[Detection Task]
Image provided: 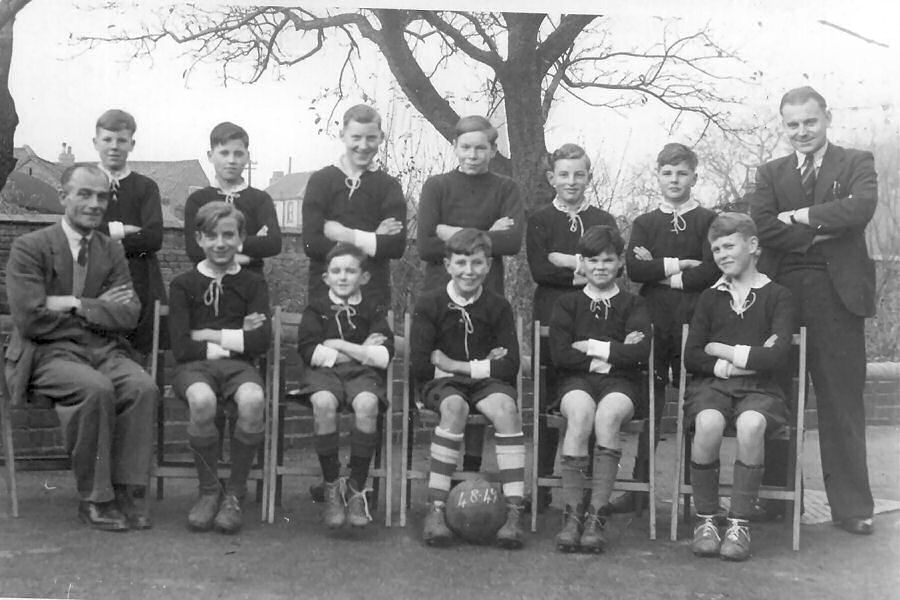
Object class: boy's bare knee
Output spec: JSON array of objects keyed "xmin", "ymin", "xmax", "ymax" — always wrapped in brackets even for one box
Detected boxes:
[
  {"xmin": 694, "ymin": 409, "xmax": 726, "ymax": 435},
  {"xmin": 439, "ymin": 395, "xmax": 469, "ymax": 425},
  {"xmin": 310, "ymin": 391, "xmax": 339, "ymax": 414},
  {"xmin": 186, "ymin": 383, "xmax": 217, "ymax": 424},
  {"xmin": 351, "ymin": 393, "xmax": 379, "ymax": 419},
  {"xmin": 235, "ymin": 383, "xmax": 265, "ymax": 415},
  {"xmin": 736, "ymin": 410, "xmax": 767, "ymax": 439}
]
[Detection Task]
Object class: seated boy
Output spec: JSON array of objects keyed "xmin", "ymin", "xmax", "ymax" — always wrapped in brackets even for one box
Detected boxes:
[
  {"xmin": 549, "ymin": 225, "xmax": 650, "ymax": 553},
  {"xmin": 526, "ymin": 142, "xmax": 618, "ymax": 512},
  {"xmin": 184, "ymin": 121, "xmax": 282, "ymax": 274},
  {"xmin": 295, "ymin": 243, "xmax": 395, "ymax": 529},
  {"xmin": 410, "ymin": 228, "xmax": 526, "ymax": 549},
  {"xmin": 683, "ymin": 212, "xmax": 795, "ymax": 561},
  {"xmin": 169, "ymin": 201, "xmax": 272, "ymax": 534}
]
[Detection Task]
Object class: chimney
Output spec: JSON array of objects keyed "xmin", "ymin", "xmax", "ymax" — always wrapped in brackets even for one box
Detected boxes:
[
  {"xmin": 269, "ymin": 170, "xmax": 285, "ymax": 187},
  {"xmin": 58, "ymin": 143, "xmax": 75, "ymax": 166}
]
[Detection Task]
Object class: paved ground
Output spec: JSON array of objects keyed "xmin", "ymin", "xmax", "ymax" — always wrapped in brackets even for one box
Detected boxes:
[{"xmin": 1, "ymin": 426, "xmax": 898, "ymax": 600}]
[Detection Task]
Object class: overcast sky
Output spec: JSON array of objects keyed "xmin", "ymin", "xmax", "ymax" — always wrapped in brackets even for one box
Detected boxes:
[{"xmin": 10, "ymin": 0, "xmax": 898, "ymax": 188}]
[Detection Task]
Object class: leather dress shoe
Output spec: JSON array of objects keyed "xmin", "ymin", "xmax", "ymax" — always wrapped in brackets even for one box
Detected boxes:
[
  {"xmin": 836, "ymin": 517, "xmax": 874, "ymax": 535},
  {"xmin": 115, "ymin": 486, "xmax": 152, "ymax": 530},
  {"xmin": 78, "ymin": 501, "xmax": 129, "ymax": 532}
]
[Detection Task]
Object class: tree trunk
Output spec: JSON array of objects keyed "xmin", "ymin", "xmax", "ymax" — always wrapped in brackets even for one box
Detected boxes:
[{"xmin": 0, "ymin": 17, "xmax": 18, "ymax": 190}]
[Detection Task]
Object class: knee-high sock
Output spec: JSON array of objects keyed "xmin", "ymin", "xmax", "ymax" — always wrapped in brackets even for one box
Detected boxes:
[
  {"xmin": 189, "ymin": 434, "xmax": 220, "ymax": 495},
  {"xmin": 315, "ymin": 431, "xmax": 341, "ymax": 483},
  {"xmin": 731, "ymin": 461, "xmax": 765, "ymax": 519},
  {"xmin": 690, "ymin": 460, "xmax": 721, "ymax": 515},
  {"xmin": 560, "ymin": 455, "xmax": 589, "ymax": 509},
  {"xmin": 590, "ymin": 446, "xmax": 622, "ymax": 510},
  {"xmin": 349, "ymin": 428, "xmax": 378, "ymax": 491},
  {"xmin": 228, "ymin": 428, "xmax": 263, "ymax": 497},
  {"xmin": 495, "ymin": 432, "xmax": 526, "ymax": 501},
  {"xmin": 429, "ymin": 427, "xmax": 463, "ymax": 503}
]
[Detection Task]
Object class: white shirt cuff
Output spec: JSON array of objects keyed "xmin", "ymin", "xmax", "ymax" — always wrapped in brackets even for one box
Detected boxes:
[
  {"xmin": 663, "ymin": 257, "xmax": 681, "ymax": 277},
  {"xmin": 732, "ymin": 345, "xmax": 751, "ymax": 369},
  {"xmin": 206, "ymin": 342, "xmax": 231, "ymax": 360},
  {"xmin": 669, "ymin": 273, "xmax": 684, "ymax": 289},
  {"xmin": 469, "ymin": 359, "xmax": 491, "ymax": 380},
  {"xmin": 353, "ymin": 230, "xmax": 378, "ymax": 256},
  {"xmin": 433, "ymin": 366, "xmax": 453, "ymax": 379},
  {"xmin": 311, "ymin": 344, "xmax": 339, "ymax": 368},
  {"xmin": 586, "ymin": 339, "xmax": 610, "ymax": 360},
  {"xmin": 361, "ymin": 346, "xmax": 390, "ymax": 369},
  {"xmin": 589, "ymin": 358, "xmax": 612, "ymax": 374},
  {"xmin": 219, "ymin": 329, "xmax": 245, "ymax": 353},
  {"xmin": 108, "ymin": 221, "xmax": 126, "ymax": 240},
  {"xmin": 713, "ymin": 359, "xmax": 732, "ymax": 379},
  {"xmin": 795, "ymin": 207, "xmax": 811, "ymax": 225}
]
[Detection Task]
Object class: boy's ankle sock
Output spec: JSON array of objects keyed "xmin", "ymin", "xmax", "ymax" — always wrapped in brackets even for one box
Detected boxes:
[
  {"xmin": 560, "ymin": 455, "xmax": 590, "ymax": 509},
  {"xmin": 495, "ymin": 432, "xmax": 526, "ymax": 500},
  {"xmin": 227, "ymin": 428, "xmax": 263, "ymax": 497},
  {"xmin": 189, "ymin": 434, "xmax": 220, "ymax": 495},
  {"xmin": 462, "ymin": 454, "xmax": 482, "ymax": 472},
  {"xmin": 590, "ymin": 446, "xmax": 622, "ymax": 508},
  {"xmin": 349, "ymin": 428, "xmax": 378, "ymax": 491},
  {"xmin": 730, "ymin": 461, "xmax": 765, "ymax": 519},
  {"xmin": 690, "ymin": 460, "xmax": 721, "ymax": 515},
  {"xmin": 315, "ymin": 431, "xmax": 341, "ymax": 482},
  {"xmin": 428, "ymin": 427, "xmax": 463, "ymax": 503}
]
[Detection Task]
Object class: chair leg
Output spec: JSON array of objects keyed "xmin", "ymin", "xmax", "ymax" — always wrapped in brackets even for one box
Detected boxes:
[
  {"xmin": 682, "ymin": 434, "xmax": 693, "ymax": 526},
  {"xmin": 371, "ymin": 411, "xmax": 384, "ymax": 514},
  {"xmin": 1, "ymin": 399, "xmax": 18, "ymax": 518}
]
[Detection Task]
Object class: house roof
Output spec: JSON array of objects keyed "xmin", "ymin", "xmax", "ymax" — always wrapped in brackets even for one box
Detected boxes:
[
  {"xmin": 265, "ymin": 171, "xmax": 312, "ymax": 202},
  {"xmin": 0, "ymin": 171, "xmax": 62, "ymax": 214}
]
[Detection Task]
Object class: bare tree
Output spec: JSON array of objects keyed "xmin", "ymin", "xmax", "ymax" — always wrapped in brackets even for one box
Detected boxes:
[
  {"xmin": 83, "ymin": 6, "xmax": 743, "ymax": 210},
  {"xmin": 0, "ymin": 0, "xmax": 31, "ymax": 188}
]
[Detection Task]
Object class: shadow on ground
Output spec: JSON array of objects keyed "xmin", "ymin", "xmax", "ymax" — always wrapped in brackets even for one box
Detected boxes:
[{"xmin": 1, "ymin": 427, "xmax": 899, "ymax": 599}]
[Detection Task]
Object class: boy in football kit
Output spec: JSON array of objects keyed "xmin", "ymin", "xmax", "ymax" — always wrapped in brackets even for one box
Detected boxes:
[
  {"xmin": 94, "ymin": 108, "xmax": 166, "ymax": 357},
  {"xmin": 411, "ymin": 229, "xmax": 526, "ymax": 549},
  {"xmin": 549, "ymin": 225, "xmax": 650, "ymax": 553},
  {"xmin": 614, "ymin": 143, "xmax": 719, "ymax": 512},
  {"xmin": 526, "ymin": 143, "xmax": 618, "ymax": 512},
  {"xmin": 683, "ymin": 213, "xmax": 796, "ymax": 561},
  {"xmin": 295, "ymin": 243, "xmax": 395, "ymax": 529},
  {"xmin": 183, "ymin": 121, "xmax": 282, "ymax": 274},
  {"xmin": 169, "ymin": 201, "xmax": 271, "ymax": 534}
]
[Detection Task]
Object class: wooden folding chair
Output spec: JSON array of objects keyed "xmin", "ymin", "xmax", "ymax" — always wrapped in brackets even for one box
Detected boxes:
[
  {"xmin": 150, "ymin": 301, "xmax": 269, "ymax": 520},
  {"xmin": 399, "ymin": 314, "xmax": 524, "ymax": 528},
  {"xmin": 265, "ymin": 306, "xmax": 397, "ymax": 527},
  {"xmin": 529, "ymin": 321, "xmax": 656, "ymax": 539},
  {"xmin": 669, "ymin": 323, "xmax": 807, "ymax": 550}
]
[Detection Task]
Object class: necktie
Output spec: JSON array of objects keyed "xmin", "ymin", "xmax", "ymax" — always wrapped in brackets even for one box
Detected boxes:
[
  {"xmin": 801, "ymin": 153, "xmax": 816, "ymax": 200},
  {"xmin": 77, "ymin": 236, "xmax": 88, "ymax": 266}
]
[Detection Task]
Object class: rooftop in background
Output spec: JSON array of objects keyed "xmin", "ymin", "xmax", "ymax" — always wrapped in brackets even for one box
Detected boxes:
[{"xmin": 265, "ymin": 171, "xmax": 312, "ymax": 202}]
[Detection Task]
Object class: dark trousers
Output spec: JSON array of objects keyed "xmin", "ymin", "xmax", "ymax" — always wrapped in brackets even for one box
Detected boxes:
[
  {"xmin": 31, "ymin": 343, "xmax": 158, "ymax": 503},
  {"xmin": 779, "ymin": 268, "xmax": 874, "ymax": 520}
]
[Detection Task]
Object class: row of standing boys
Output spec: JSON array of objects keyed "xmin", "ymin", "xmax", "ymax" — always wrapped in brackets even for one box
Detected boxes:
[{"xmin": 36, "ymin": 84, "xmax": 872, "ymax": 562}]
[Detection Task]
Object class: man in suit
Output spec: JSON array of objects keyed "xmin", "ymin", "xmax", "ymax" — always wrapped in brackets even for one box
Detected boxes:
[
  {"xmin": 5, "ymin": 164, "xmax": 158, "ymax": 531},
  {"xmin": 750, "ymin": 86, "xmax": 877, "ymax": 535}
]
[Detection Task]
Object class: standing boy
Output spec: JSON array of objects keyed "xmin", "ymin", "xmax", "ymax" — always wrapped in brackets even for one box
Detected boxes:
[
  {"xmin": 526, "ymin": 143, "xmax": 618, "ymax": 511},
  {"xmin": 295, "ymin": 243, "xmax": 395, "ymax": 529},
  {"xmin": 417, "ymin": 114, "xmax": 525, "ymax": 474},
  {"xmin": 184, "ymin": 122, "xmax": 282, "ymax": 274},
  {"xmin": 302, "ymin": 104, "xmax": 407, "ymax": 312},
  {"xmin": 169, "ymin": 201, "xmax": 271, "ymax": 534},
  {"xmin": 94, "ymin": 109, "xmax": 166, "ymax": 357},
  {"xmin": 750, "ymin": 86, "xmax": 876, "ymax": 534},
  {"xmin": 615, "ymin": 143, "xmax": 719, "ymax": 512},
  {"xmin": 411, "ymin": 229, "xmax": 526, "ymax": 549},
  {"xmin": 683, "ymin": 213, "xmax": 796, "ymax": 561},
  {"xmin": 549, "ymin": 225, "xmax": 650, "ymax": 553}
]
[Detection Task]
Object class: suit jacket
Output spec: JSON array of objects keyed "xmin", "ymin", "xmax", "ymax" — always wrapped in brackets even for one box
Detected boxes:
[
  {"xmin": 750, "ymin": 143, "xmax": 877, "ymax": 318},
  {"xmin": 4, "ymin": 223, "xmax": 140, "ymax": 405}
]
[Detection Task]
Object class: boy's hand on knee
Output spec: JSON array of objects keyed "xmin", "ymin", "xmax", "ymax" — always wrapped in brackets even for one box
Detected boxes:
[{"xmin": 242, "ymin": 312, "xmax": 266, "ymax": 331}]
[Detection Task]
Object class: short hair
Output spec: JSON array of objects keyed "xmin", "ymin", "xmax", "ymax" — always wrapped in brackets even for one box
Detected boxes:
[
  {"xmin": 209, "ymin": 121, "xmax": 249, "ymax": 149},
  {"xmin": 445, "ymin": 228, "xmax": 493, "ymax": 258},
  {"xmin": 342, "ymin": 104, "xmax": 382, "ymax": 129},
  {"xmin": 779, "ymin": 86, "xmax": 827, "ymax": 113},
  {"xmin": 657, "ymin": 143, "xmax": 698, "ymax": 170},
  {"xmin": 60, "ymin": 164, "xmax": 107, "ymax": 189},
  {"xmin": 454, "ymin": 115, "xmax": 498, "ymax": 145},
  {"xmin": 325, "ymin": 242, "xmax": 369, "ymax": 271},
  {"xmin": 96, "ymin": 109, "xmax": 136, "ymax": 134},
  {"xmin": 194, "ymin": 200, "xmax": 246, "ymax": 236},
  {"xmin": 577, "ymin": 225, "xmax": 624, "ymax": 257},
  {"xmin": 708, "ymin": 212, "xmax": 757, "ymax": 242},
  {"xmin": 548, "ymin": 143, "xmax": 591, "ymax": 171}
]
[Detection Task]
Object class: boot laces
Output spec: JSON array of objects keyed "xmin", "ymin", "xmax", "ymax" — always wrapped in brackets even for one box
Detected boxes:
[{"xmin": 724, "ymin": 518, "xmax": 750, "ymax": 543}]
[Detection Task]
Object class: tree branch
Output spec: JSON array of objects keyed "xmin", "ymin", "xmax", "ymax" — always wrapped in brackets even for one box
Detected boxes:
[{"xmin": 417, "ymin": 11, "xmax": 503, "ymax": 70}]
